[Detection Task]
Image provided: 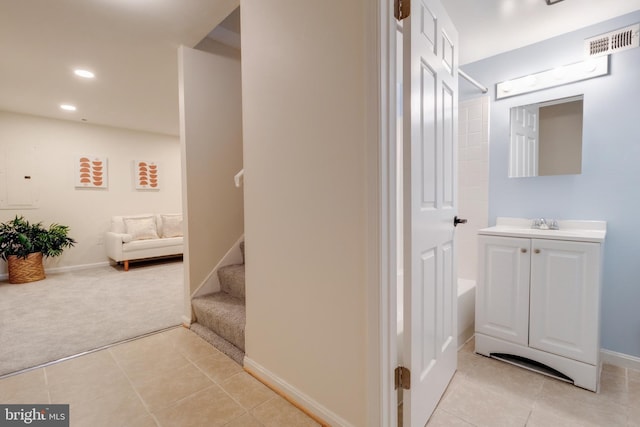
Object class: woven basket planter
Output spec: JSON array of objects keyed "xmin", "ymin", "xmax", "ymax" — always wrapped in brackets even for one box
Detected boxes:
[{"xmin": 8, "ymin": 252, "xmax": 46, "ymax": 284}]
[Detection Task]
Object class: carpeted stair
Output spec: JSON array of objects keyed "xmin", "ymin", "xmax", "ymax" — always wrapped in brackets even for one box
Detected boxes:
[{"xmin": 191, "ymin": 242, "xmax": 245, "ymax": 365}]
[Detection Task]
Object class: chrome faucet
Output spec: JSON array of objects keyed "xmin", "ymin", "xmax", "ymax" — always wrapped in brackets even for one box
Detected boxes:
[{"xmin": 531, "ymin": 218, "xmax": 559, "ymax": 230}]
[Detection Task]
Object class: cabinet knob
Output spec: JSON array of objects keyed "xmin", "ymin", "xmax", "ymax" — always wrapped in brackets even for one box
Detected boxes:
[
  {"xmin": 534, "ymin": 249, "xmax": 541, "ymax": 254},
  {"xmin": 521, "ymin": 248, "xmax": 527, "ymax": 253}
]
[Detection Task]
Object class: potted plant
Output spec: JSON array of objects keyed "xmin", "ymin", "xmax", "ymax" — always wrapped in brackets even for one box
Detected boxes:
[{"xmin": 0, "ymin": 216, "xmax": 76, "ymax": 284}]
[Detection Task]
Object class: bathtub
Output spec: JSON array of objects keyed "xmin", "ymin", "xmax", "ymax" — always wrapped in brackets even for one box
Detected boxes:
[{"xmin": 457, "ymin": 278, "xmax": 476, "ymax": 348}]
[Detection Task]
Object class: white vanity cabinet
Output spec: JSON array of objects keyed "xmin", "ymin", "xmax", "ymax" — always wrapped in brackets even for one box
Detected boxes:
[{"xmin": 475, "ymin": 217, "xmax": 606, "ymax": 391}]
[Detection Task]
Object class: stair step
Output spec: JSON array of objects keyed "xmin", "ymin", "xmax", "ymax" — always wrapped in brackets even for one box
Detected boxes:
[
  {"xmin": 190, "ymin": 322, "xmax": 244, "ymax": 365},
  {"xmin": 192, "ymin": 292, "xmax": 245, "ymax": 351},
  {"xmin": 218, "ymin": 264, "xmax": 245, "ymax": 299}
]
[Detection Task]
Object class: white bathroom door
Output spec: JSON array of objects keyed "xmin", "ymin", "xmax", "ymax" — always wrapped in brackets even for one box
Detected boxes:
[
  {"xmin": 509, "ymin": 105, "xmax": 538, "ymax": 177},
  {"xmin": 402, "ymin": 0, "xmax": 458, "ymax": 425}
]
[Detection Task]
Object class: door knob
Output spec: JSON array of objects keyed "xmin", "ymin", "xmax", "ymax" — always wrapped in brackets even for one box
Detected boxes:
[{"xmin": 454, "ymin": 216, "xmax": 468, "ymax": 227}]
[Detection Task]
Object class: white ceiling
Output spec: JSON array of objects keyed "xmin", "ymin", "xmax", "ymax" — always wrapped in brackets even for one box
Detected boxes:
[
  {"xmin": 442, "ymin": 0, "xmax": 640, "ymax": 65},
  {"xmin": 0, "ymin": 0, "xmax": 238, "ymax": 136},
  {"xmin": 0, "ymin": 1, "xmax": 638, "ymax": 136}
]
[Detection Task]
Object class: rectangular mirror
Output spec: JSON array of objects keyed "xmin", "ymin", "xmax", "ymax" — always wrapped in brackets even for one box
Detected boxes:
[{"xmin": 509, "ymin": 95, "xmax": 583, "ymax": 178}]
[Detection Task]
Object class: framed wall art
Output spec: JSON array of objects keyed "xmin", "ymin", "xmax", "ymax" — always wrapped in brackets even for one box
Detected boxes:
[
  {"xmin": 134, "ymin": 160, "xmax": 159, "ymax": 190},
  {"xmin": 75, "ymin": 156, "xmax": 107, "ymax": 188}
]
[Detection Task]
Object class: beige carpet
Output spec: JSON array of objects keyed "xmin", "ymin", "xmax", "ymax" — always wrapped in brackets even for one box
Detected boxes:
[{"xmin": 0, "ymin": 259, "xmax": 184, "ymax": 377}]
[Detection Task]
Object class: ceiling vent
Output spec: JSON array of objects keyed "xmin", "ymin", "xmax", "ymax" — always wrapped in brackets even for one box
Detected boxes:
[{"xmin": 585, "ymin": 24, "xmax": 639, "ymax": 57}]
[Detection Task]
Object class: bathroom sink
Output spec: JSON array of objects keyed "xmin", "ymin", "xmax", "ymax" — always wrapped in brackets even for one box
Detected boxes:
[{"xmin": 479, "ymin": 217, "xmax": 606, "ymax": 243}]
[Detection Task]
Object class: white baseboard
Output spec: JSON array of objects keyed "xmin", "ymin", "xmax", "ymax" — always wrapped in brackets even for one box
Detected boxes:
[
  {"xmin": 0, "ymin": 261, "xmax": 111, "ymax": 281},
  {"xmin": 458, "ymin": 325, "xmax": 475, "ymax": 350},
  {"xmin": 601, "ymin": 348, "xmax": 640, "ymax": 372},
  {"xmin": 191, "ymin": 235, "xmax": 244, "ymax": 298},
  {"xmin": 244, "ymin": 357, "xmax": 355, "ymax": 427},
  {"xmin": 181, "ymin": 315, "xmax": 192, "ymax": 327}
]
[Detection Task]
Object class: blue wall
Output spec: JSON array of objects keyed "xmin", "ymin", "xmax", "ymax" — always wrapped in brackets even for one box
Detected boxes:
[{"xmin": 460, "ymin": 11, "xmax": 640, "ymax": 358}]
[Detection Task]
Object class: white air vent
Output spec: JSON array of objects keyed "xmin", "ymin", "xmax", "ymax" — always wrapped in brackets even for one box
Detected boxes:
[{"xmin": 585, "ymin": 24, "xmax": 639, "ymax": 57}]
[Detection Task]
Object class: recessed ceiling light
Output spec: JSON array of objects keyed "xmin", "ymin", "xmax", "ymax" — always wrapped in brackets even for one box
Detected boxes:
[
  {"xmin": 60, "ymin": 104, "xmax": 77, "ymax": 111},
  {"xmin": 74, "ymin": 69, "xmax": 95, "ymax": 79}
]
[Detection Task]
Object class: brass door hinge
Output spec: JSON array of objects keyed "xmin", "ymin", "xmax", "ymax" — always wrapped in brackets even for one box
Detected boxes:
[
  {"xmin": 394, "ymin": 366, "xmax": 411, "ymax": 390},
  {"xmin": 394, "ymin": 0, "xmax": 411, "ymax": 21}
]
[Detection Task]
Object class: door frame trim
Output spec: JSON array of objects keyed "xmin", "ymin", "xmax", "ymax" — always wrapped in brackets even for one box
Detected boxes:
[{"xmin": 368, "ymin": 0, "xmax": 400, "ymax": 425}]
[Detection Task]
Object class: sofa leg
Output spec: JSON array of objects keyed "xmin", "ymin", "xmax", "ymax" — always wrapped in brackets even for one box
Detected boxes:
[{"xmin": 124, "ymin": 260, "xmax": 129, "ymax": 271}]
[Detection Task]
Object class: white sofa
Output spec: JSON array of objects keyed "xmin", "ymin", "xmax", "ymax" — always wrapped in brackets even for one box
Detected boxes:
[{"xmin": 105, "ymin": 214, "xmax": 183, "ymax": 271}]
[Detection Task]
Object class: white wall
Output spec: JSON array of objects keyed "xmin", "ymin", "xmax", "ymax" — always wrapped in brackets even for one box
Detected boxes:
[
  {"xmin": 241, "ymin": 1, "xmax": 375, "ymax": 425},
  {"xmin": 0, "ymin": 111, "xmax": 182, "ymax": 273},
  {"xmin": 178, "ymin": 45, "xmax": 244, "ymax": 304},
  {"xmin": 456, "ymin": 96, "xmax": 489, "ymax": 281}
]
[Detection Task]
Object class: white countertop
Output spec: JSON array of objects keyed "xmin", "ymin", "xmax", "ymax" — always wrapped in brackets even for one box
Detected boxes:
[{"xmin": 479, "ymin": 217, "xmax": 607, "ymax": 243}]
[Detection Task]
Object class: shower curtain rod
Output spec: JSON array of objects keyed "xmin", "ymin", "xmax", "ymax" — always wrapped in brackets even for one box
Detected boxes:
[{"xmin": 459, "ymin": 69, "xmax": 488, "ymax": 94}]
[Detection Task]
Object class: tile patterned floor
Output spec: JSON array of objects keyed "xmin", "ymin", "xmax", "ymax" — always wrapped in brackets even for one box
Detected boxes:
[
  {"xmin": 0, "ymin": 327, "xmax": 319, "ymax": 427},
  {"xmin": 427, "ymin": 338, "xmax": 640, "ymax": 427},
  {"xmin": 2, "ymin": 330, "xmax": 638, "ymax": 426}
]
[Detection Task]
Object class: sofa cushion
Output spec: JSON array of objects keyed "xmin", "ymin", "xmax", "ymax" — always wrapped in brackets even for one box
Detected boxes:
[
  {"xmin": 111, "ymin": 214, "xmax": 154, "ymax": 234},
  {"xmin": 159, "ymin": 214, "xmax": 183, "ymax": 238},
  {"xmin": 122, "ymin": 236, "xmax": 183, "ymax": 252},
  {"xmin": 124, "ymin": 216, "xmax": 158, "ymax": 240}
]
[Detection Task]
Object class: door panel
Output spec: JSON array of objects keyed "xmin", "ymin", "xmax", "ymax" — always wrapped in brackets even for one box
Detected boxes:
[
  {"xmin": 529, "ymin": 239, "xmax": 600, "ymax": 364},
  {"xmin": 476, "ymin": 236, "xmax": 531, "ymax": 346},
  {"xmin": 403, "ymin": 0, "xmax": 458, "ymax": 425}
]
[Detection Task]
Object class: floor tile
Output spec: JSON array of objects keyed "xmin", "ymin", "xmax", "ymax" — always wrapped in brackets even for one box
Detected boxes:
[
  {"xmin": 45, "ymin": 350, "xmax": 122, "ymax": 385},
  {"xmin": 629, "ymin": 404, "xmax": 640, "ymax": 427},
  {"xmin": 457, "ymin": 342, "xmax": 483, "ymax": 375},
  {"xmin": 223, "ymin": 412, "xmax": 265, "ymax": 427},
  {"xmin": 463, "ymin": 355, "xmax": 545, "ymax": 405},
  {"xmin": 526, "ymin": 406, "xmax": 603, "ymax": 427},
  {"xmin": 534, "ymin": 378, "xmax": 628, "ymax": 427},
  {"xmin": 251, "ymin": 396, "xmax": 321, "ymax": 427},
  {"xmin": 133, "ymin": 362, "xmax": 214, "ymax": 412},
  {"xmin": 4, "ymin": 326, "xmax": 638, "ymax": 427},
  {"xmin": 70, "ymin": 384, "xmax": 149, "ymax": 427},
  {"xmin": 629, "ymin": 377, "xmax": 640, "ymax": 404},
  {"xmin": 598, "ymin": 371, "xmax": 629, "ymax": 405},
  {"xmin": 438, "ymin": 375, "xmax": 532, "ymax": 427},
  {"xmin": 602, "ymin": 363, "xmax": 627, "ymax": 378},
  {"xmin": 124, "ymin": 414, "xmax": 159, "ymax": 427},
  {"xmin": 426, "ymin": 408, "xmax": 475, "ymax": 426},
  {"xmin": 164, "ymin": 327, "xmax": 224, "ymax": 363},
  {"xmin": 220, "ymin": 372, "xmax": 277, "ymax": 409},
  {"xmin": 153, "ymin": 384, "xmax": 246, "ymax": 427},
  {"xmin": 0, "ymin": 369, "xmax": 49, "ymax": 404},
  {"xmin": 191, "ymin": 352, "xmax": 243, "ymax": 384},
  {"xmin": 110, "ymin": 335, "xmax": 191, "ymax": 386},
  {"xmin": 46, "ymin": 352, "xmax": 131, "ymax": 405}
]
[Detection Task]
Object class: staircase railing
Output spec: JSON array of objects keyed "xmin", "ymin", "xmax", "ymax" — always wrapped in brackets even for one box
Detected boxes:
[{"xmin": 234, "ymin": 169, "xmax": 244, "ymax": 188}]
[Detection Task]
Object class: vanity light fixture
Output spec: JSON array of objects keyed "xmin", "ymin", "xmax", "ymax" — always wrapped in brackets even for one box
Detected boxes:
[
  {"xmin": 60, "ymin": 104, "xmax": 77, "ymax": 111},
  {"xmin": 496, "ymin": 55, "xmax": 608, "ymax": 100},
  {"xmin": 73, "ymin": 69, "xmax": 95, "ymax": 79}
]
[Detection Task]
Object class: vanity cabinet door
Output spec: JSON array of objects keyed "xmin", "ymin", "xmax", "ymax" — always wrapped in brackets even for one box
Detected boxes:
[
  {"xmin": 476, "ymin": 236, "xmax": 531, "ymax": 346},
  {"xmin": 529, "ymin": 239, "xmax": 600, "ymax": 364}
]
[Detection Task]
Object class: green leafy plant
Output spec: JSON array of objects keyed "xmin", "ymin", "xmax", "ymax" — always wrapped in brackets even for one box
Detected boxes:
[{"xmin": 0, "ymin": 216, "xmax": 76, "ymax": 261}]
